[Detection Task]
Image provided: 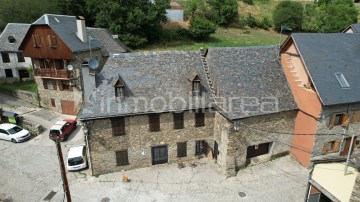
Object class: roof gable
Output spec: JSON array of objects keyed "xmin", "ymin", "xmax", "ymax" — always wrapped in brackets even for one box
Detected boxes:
[{"xmin": 0, "ymin": 23, "xmax": 30, "ymax": 52}]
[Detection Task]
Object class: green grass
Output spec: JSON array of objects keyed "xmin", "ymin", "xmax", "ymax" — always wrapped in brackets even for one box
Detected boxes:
[
  {"xmin": 0, "ymin": 80, "xmax": 37, "ymax": 93},
  {"xmin": 138, "ymin": 27, "xmax": 288, "ymax": 51}
]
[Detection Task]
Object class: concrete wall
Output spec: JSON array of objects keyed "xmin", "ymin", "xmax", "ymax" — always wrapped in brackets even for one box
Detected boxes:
[
  {"xmin": 0, "ymin": 53, "xmax": 32, "ymax": 83},
  {"xmin": 86, "ymin": 110, "xmax": 215, "ymax": 175},
  {"xmin": 313, "ymin": 103, "xmax": 360, "ymax": 157},
  {"xmin": 214, "ymin": 110, "xmax": 296, "ymax": 177}
]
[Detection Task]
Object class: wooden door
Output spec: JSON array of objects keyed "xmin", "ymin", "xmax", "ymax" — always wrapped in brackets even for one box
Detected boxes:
[{"xmin": 60, "ymin": 100, "xmax": 76, "ymax": 115}]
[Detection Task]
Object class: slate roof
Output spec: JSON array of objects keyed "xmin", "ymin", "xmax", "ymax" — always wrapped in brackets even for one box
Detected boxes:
[
  {"xmin": 78, "ymin": 51, "xmax": 213, "ymax": 120},
  {"xmin": 32, "ymin": 14, "xmax": 102, "ymax": 52},
  {"xmin": 0, "ymin": 23, "xmax": 30, "ymax": 52},
  {"xmin": 290, "ymin": 33, "xmax": 360, "ymax": 106},
  {"xmin": 345, "ymin": 24, "xmax": 360, "ymax": 33},
  {"xmin": 207, "ymin": 45, "xmax": 297, "ymax": 120},
  {"xmin": 87, "ymin": 28, "xmax": 128, "ymax": 53}
]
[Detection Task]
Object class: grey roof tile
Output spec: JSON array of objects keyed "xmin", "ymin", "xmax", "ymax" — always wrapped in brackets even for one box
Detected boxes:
[
  {"xmin": 0, "ymin": 23, "xmax": 30, "ymax": 52},
  {"xmin": 291, "ymin": 33, "xmax": 360, "ymax": 106},
  {"xmin": 87, "ymin": 27, "xmax": 128, "ymax": 53},
  {"xmin": 207, "ymin": 45, "xmax": 297, "ymax": 119}
]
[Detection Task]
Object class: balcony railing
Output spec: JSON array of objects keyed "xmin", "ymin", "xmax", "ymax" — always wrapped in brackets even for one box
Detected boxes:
[{"xmin": 34, "ymin": 68, "xmax": 69, "ymax": 78}]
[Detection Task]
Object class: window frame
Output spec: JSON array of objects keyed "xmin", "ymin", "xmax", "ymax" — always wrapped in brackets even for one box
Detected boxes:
[
  {"xmin": 4, "ymin": 69, "xmax": 13, "ymax": 78},
  {"xmin": 17, "ymin": 52, "xmax": 25, "ymax": 62},
  {"xmin": 115, "ymin": 150, "xmax": 129, "ymax": 166},
  {"xmin": 149, "ymin": 114, "xmax": 160, "ymax": 132},
  {"xmin": 173, "ymin": 112, "xmax": 184, "ymax": 129},
  {"xmin": 1, "ymin": 52, "xmax": 10, "ymax": 63},
  {"xmin": 195, "ymin": 111, "xmax": 205, "ymax": 127},
  {"xmin": 177, "ymin": 142, "xmax": 187, "ymax": 158},
  {"xmin": 111, "ymin": 117, "xmax": 126, "ymax": 136}
]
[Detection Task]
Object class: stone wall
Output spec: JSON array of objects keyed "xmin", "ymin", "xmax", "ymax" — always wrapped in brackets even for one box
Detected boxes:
[
  {"xmin": 214, "ymin": 110, "xmax": 296, "ymax": 177},
  {"xmin": 86, "ymin": 110, "xmax": 215, "ymax": 175},
  {"xmin": 313, "ymin": 103, "xmax": 360, "ymax": 157},
  {"xmin": 350, "ymin": 172, "xmax": 360, "ymax": 202},
  {"xmin": 0, "ymin": 88, "xmax": 39, "ymax": 106},
  {"xmin": 18, "ymin": 116, "xmax": 44, "ymax": 136}
]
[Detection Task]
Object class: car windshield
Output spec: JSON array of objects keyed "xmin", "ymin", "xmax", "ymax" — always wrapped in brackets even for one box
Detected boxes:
[
  {"xmin": 50, "ymin": 130, "xmax": 60, "ymax": 135},
  {"xmin": 7, "ymin": 126, "xmax": 22, "ymax": 134},
  {"xmin": 68, "ymin": 157, "xmax": 83, "ymax": 166}
]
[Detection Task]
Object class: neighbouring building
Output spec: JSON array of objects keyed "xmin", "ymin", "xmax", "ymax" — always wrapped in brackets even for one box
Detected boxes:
[
  {"xmin": 281, "ymin": 33, "xmax": 360, "ymax": 167},
  {"xmin": 79, "ymin": 46, "xmax": 298, "ymax": 177},
  {"xmin": 305, "ymin": 153, "xmax": 360, "ymax": 202},
  {"xmin": 18, "ymin": 14, "xmax": 127, "ymax": 115},
  {"xmin": 0, "ymin": 23, "xmax": 32, "ymax": 83},
  {"xmin": 343, "ymin": 23, "xmax": 360, "ymax": 33},
  {"xmin": 166, "ymin": 1, "xmax": 184, "ymax": 21}
]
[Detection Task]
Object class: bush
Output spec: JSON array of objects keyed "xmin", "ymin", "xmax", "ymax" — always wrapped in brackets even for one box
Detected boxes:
[
  {"xmin": 258, "ymin": 16, "xmax": 272, "ymax": 30},
  {"xmin": 188, "ymin": 16, "xmax": 217, "ymax": 40},
  {"xmin": 272, "ymin": 1, "xmax": 304, "ymax": 32},
  {"xmin": 243, "ymin": 0, "xmax": 254, "ymax": 5},
  {"xmin": 246, "ymin": 14, "xmax": 257, "ymax": 28}
]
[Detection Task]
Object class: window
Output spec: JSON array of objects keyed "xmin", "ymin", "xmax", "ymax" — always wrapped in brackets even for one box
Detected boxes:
[
  {"xmin": 17, "ymin": 52, "xmax": 25, "ymax": 62},
  {"xmin": 114, "ymin": 79, "xmax": 125, "ymax": 98},
  {"xmin": 51, "ymin": 99, "xmax": 56, "ymax": 107},
  {"xmin": 177, "ymin": 142, "xmax": 187, "ymax": 157},
  {"xmin": 1, "ymin": 53, "xmax": 10, "ymax": 63},
  {"xmin": 5, "ymin": 69, "xmax": 13, "ymax": 78},
  {"xmin": 58, "ymin": 80, "xmax": 72, "ymax": 91},
  {"xmin": 351, "ymin": 110, "xmax": 360, "ymax": 124},
  {"xmin": 195, "ymin": 140, "xmax": 206, "ymax": 155},
  {"xmin": 48, "ymin": 35, "xmax": 57, "ymax": 48},
  {"xmin": 149, "ymin": 114, "xmax": 160, "ymax": 132},
  {"xmin": 195, "ymin": 111, "xmax": 205, "ymax": 127},
  {"xmin": 32, "ymin": 34, "xmax": 41, "ymax": 48},
  {"xmin": 173, "ymin": 112, "xmax": 184, "ymax": 129},
  {"xmin": 8, "ymin": 36, "xmax": 16, "ymax": 43},
  {"xmin": 322, "ymin": 140, "xmax": 340, "ymax": 154},
  {"xmin": 43, "ymin": 79, "xmax": 57, "ymax": 90},
  {"xmin": 246, "ymin": 142, "xmax": 272, "ymax": 159},
  {"xmin": 329, "ymin": 113, "xmax": 349, "ymax": 128},
  {"xmin": 192, "ymin": 75, "xmax": 201, "ymax": 96},
  {"xmin": 115, "ymin": 150, "xmax": 129, "ymax": 166},
  {"xmin": 111, "ymin": 117, "xmax": 125, "ymax": 136}
]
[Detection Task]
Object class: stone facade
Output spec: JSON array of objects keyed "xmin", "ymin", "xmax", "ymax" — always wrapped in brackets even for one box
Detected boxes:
[
  {"xmin": 85, "ymin": 110, "xmax": 215, "ymax": 175},
  {"xmin": 313, "ymin": 103, "xmax": 360, "ymax": 157},
  {"xmin": 350, "ymin": 172, "xmax": 360, "ymax": 202},
  {"xmin": 35, "ymin": 49, "xmax": 104, "ymax": 114},
  {"xmin": 214, "ymin": 110, "xmax": 296, "ymax": 177}
]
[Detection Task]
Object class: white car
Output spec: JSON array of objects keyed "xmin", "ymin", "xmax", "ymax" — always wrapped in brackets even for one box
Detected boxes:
[
  {"xmin": 67, "ymin": 145, "xmax": 88, "ymax": 171},
  {"xmin": 0, "ymin": 123, "xmax": 31, "ymax": 143}
]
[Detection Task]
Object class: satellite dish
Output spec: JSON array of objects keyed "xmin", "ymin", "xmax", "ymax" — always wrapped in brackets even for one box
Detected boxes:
[
  {"xmin": 66, "ymin": 64, "xmax": 74, "ymax": 71},
  {"xmin": 88, "ymin": 57, "xmax": 99, "ymax": 70}
]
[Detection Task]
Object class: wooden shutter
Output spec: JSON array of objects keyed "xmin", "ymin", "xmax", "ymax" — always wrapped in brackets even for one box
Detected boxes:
[
  {"xmin": 351, "ymin": 111, "xmax": 360, "ymax": 124},
  {"xmin": 173, "ymin": 112, "xmax": 184, "ymax": 129},
  {"xmin": 115, "ymin": 150, "xmax": 129, "ymax": 166},
  {"xmin": 50, "ymin": 35, "xmax": 57, "ymax": 48},
  {"xmin": 195, "ymin": 111, "xmax": 205, "ymax": 127},
  {"xmin": 329, "ymin": 114, "xmax": 336, "ymax": 129},
  {"xmin": 111, "ymin": 117, "xmax": 125, "ymax": 136},
  {"xmin": 58, "ymin": 80, "xmax": 63, "ymax": 91},
  {"xmin": 52, "ymin": 80, "xmax": 57, "ymax": 90},
  {"xmin": 32, "ymin": 35, "xmax": 37, "ymax": 47},
  {"xmin": 177, "ymin": 142, "xmax": 187, "ymax": 157},
  {"xmin": 342, "ymin": 113, "xmax": 350, "ymax": 127},
  {"xmin": 51, "ymin": 98, "xmax": 56, "ymax": 107},
  {"xmin": 47, "ymin": 35, "xmax": 51, "ymax": 47},
  {"xmin": 149, "ymin": 114, "xmax": 160, "ymax": 132},
  {"xmin": 43, "ymin": 79, "xmax": 48, "ymax": 89}
]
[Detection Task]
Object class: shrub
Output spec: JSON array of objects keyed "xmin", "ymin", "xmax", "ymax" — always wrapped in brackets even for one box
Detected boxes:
[
  {"xmin": 258, "ymin": 16, "xmax": 272, "ymax": 30},
  {"xmin": 243, "ymin": 0, "xmax": 254, "ymax": 5},
  {"xmin": 188, "ymin": 16, "xmax": 217, "ymax": 40},
  {"xmin": 272, "ymin": 1, "xmax": 304, "ymax": 32},
  {"xmin": 246, "ymin": 14, "xmax": 257, "ymax": 28}
]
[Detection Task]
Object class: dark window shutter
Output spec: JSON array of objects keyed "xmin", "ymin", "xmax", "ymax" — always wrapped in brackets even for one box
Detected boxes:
[
  {"xmin": 111, "ymin": 117, "xmax": 125, "ymax": 136},
  {"xmin": 149, "ymin": 114, "xmax": 160, "ymax": 132},
  {"xmin": 43, "ymin": 79, "xmax": 48, "ymax": 89},
  {"xmin": 177, "ymin": 142, "xmax": 187, "ymax": 157},
  {"xmin": 53, "ymin": 80, "xmax": 57, "ymax": 90},
  {"xmin": 195, "ymin": 111, "xmax": 205, "ymax": 127},
  {"xmin": 116, "ymin": 150, "xmax": 129, "ymax": 166},
  {"xmin": 173, "ymin": 112, "xmax": 184, "ymax": 129}
]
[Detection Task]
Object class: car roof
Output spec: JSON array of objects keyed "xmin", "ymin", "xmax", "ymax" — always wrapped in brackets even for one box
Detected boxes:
[
  {"xmin": 0, "ymin": 123, "xmax": 18, "ymax": 130},
  {"xmin": 68, "ymin": 145, "xmax": 85, "ymax": 158},
  {"xmin": 50, "ymin": 124, "xmax": 63, "ymax": 130},
  {"xmin": 54, "ymin": 120, "xmax": 67, "ymax": 126}
]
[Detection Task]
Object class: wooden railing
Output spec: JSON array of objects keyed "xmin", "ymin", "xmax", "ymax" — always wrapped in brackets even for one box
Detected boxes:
[{"xmin": 34, "ymin": 68, "xmax": 69, "ymax": 78}]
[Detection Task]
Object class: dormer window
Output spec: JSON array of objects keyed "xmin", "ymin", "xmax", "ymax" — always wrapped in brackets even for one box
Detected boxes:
[
  {"xmin": 192, "ymin": 75, "xmax": 201, "ymax": 96},
  {"xmin": 114, "ymin": 79, "xmax": 125, "ymax": 98},
  {"xmin": 8, "ymin": 36, "xmax": 16, "ymax": 43}
]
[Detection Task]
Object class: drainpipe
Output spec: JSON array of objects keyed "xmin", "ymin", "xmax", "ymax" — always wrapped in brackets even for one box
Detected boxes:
[
  {"xmin": 82, "ymin": 124, "xmax": 93, "ymax": 176},
  {"xmin": 304, "ymin": 165, "xmax": 314, "ymax": 202}
]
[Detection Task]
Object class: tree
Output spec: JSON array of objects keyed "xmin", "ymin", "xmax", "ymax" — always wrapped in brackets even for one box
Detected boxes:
[
  {"xmin": 207, "ymin": 0, "xmax": 238, "ymax": 26},
  {"xmin": 302, "ymin": 0, "xmax": 358, "ymax": 32},
  {"xmin": 188, "ymin": 16, "xmax": 216, "ymax": 39},
  {"xmin": 272, "ymin": 1, "xmax": 304, "ymax": 32},
  {"xmin": 93, "ymin": 0, "xmax": 169, "ymax": 48}
]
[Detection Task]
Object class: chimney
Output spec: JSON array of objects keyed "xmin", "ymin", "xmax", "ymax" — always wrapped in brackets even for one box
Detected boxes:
[{"xmin": 76, "ymin": 16, "xmax": 87, "ymax": 43}]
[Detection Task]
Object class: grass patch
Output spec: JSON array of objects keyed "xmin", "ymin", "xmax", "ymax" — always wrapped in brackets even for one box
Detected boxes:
[
  {"xmin": 0, "ymin": 80, "xmax": 37, "ymax": 93},
  {"xmin": 138, "ymin": 27, "xmax": 288, "ymax": 51}
]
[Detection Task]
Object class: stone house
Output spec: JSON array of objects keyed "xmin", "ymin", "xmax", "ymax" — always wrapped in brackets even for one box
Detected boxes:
[
  {"xmin": 79, "ymin": 46, "xmax": 299, "ymax": 177},
  {"xmin": 281, "ymin": 33, "xmax": 360, "ymax": 167},
  {"xmin": 0, "ymin": 23, "xmax": 32, "ymax": 83},
  {"xmin": 18, "ymin": 14, "xmax": 127, "ymax": 115}
]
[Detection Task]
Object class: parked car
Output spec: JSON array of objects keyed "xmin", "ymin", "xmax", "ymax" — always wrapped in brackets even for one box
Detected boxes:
[
  {"xmin": 0, "ymin": 123, "xmax": 31, "ymax": 143},
  {"xmin": 67, "ymin": 145, "xmax": 87, "ymax": 171},
  {"xmin": 49, "ymin": 120, "xmax": 77, "ymax": 141}
]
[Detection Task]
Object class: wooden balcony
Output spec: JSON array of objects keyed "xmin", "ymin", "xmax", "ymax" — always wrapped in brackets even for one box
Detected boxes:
[{"xmin": 34, "ymin": 68, "xmax": 69, "ymax": 79}]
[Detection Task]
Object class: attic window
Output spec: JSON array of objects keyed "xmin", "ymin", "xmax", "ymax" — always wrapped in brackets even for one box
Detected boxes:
[
  {"xmin": 335, "ymin": 73, "xmax": 350, "ymax": 88},
  {"xmin": 192, "ymin": 75, "xmax": 201, "ymax": 95},
  {"xmin": 114, "ymin": 79, "xmax": 125, "ymax": 98},
  {"xmin": 47, "ymin": 35, "xmax": 58, "ymax": 48},
  {"xmin": 32, "ymin": 34, "xmax": 41, "ymax": 48},
  {"xmin": 8, "ymin": 36, "xmax": 16, "ymax": 43}
]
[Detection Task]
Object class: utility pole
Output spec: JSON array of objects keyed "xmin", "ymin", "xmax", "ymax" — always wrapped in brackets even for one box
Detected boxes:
[
  {"xmin": 344, "ymin": 133, "xmax": 355, "ymax": 175},
  {"xmin": 53, "ymin": 136, "xmax": 72, "ymax": 202}
]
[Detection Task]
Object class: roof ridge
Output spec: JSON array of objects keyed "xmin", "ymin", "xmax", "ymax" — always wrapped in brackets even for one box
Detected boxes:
[{"xmin": 114, "ymin": 50, "xmax": 198, "ymax": 58}]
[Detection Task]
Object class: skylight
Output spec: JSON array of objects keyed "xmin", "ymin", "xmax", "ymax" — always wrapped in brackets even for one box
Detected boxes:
[{"xmin": 335, "ymin": 73, "xmax": 350, "ymax": 88}]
